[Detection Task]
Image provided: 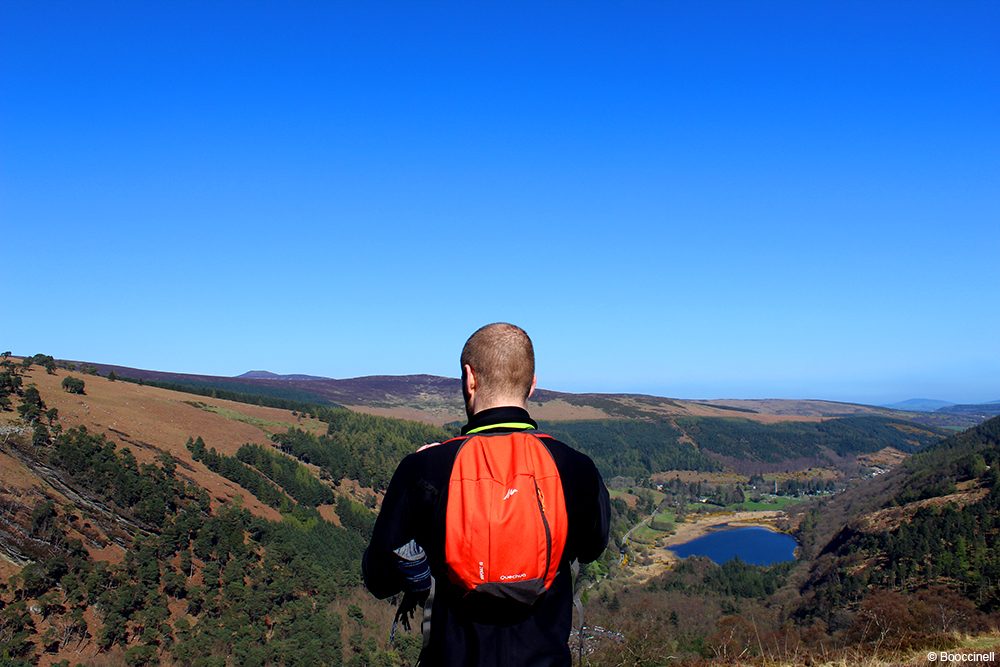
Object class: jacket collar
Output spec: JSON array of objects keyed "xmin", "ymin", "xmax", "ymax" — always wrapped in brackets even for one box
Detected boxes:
[{"xmin": 460, "ymin": 406, "xmax": 537, "ymax": 435}]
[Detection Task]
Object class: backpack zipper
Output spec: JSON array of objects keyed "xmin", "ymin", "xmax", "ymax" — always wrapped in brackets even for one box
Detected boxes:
[{"xmin": 533, "ymin": 478, "xmax": 552, "ymax": 582}]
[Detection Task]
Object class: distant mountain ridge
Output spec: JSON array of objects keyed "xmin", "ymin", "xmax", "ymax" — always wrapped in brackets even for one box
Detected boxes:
[
  {"xmin": 237, "ymin": 370, "xmax": 332, "ymax": 381},
  {"xmin": 884, "ymin": 398, "xmax": 1000, "ymax": 415},
  {"xmin": 939, "ymin": 402, "xmax": 1000, "ymax": 418},
  {"xmin": 68, "ymin": 360, "xmax": 957, "ymax": 427},
  {"xmin": 884, "ymin": 398, "xmax": 956, "ymax": 412},
  {"xmin": 29, "ymin": 358, "xmax": 951, "ymax": 480}
]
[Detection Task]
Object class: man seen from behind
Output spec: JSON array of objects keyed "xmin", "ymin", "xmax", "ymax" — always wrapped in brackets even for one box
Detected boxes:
[{"xmin": 363, "ymin": 322, "xmax": 611, "ymax": 666}]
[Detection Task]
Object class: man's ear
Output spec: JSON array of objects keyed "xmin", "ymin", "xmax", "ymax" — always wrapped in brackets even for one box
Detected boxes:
[
  {"xmin": 527, "ymin": 375, "xmax": 537, "ymax": 400},
  {"xmin": 463, "ymin": 364, "xmax": 477, "ymax": 395}
]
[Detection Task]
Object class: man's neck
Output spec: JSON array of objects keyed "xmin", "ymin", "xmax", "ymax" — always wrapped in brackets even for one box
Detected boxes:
[
  {"xmin": 471, "ymin": 400, "xmax": 527, "ymax": 414},
  {"xmin": 461, "ymin": 406, "xmax": 537, "ymax": 435}
]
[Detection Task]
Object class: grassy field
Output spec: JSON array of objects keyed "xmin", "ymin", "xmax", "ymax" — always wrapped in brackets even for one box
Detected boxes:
[
  {"xmin": 629, "ymin": 524, "xmax": 667, "ymax": 543},
  {"xmin": 185, "ymin": 400, "xmax": 301, "ymax": 430},
  {"xmin": 727, "ymin": 495, "xmax": 805, "ymax": 511},
  {"xmin": 609, "ymin": 487, "xmax": 666, "ymax": 506},
  {"xmin": 653, "ymin": 508, "xmax": 676, "ymax": 523},
  {"xmin": 686, "ymin": 501, "xmax": 725, "ymax": 512},
  {"xmin": 649, "ymin": 508, "xmax": 675, "ymax": 533}
]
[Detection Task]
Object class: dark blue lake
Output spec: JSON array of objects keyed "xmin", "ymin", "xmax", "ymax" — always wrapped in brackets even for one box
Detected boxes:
[{"xmin": 667, "ymin": 526, "xmax": 797, "ymax": 566}]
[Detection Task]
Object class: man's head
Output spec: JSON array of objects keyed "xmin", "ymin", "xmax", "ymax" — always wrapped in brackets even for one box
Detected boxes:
[{"xmin": 460, "ymin": 322, "xmax": 537, "ymax": 418}]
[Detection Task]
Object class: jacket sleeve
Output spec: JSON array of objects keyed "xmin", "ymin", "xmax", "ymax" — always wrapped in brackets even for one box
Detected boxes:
[
  {"xmin": 362, "ymin": 454, "xmax": 417, "ymax": 599},
  {"xmin": 576, "ymin": 458, "xmax": 611, "ymax": 564}
]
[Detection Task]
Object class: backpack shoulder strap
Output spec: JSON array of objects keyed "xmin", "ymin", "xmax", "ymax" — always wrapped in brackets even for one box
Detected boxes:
[{"xmin": 416, "ymin": 434, "xmax": 469, "ymax": 452}]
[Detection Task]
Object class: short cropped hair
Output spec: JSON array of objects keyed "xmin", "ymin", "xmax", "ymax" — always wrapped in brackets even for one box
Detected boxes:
[{"xmin": 460, "ymin": 323, "xmax": 535, "ymax": 401}]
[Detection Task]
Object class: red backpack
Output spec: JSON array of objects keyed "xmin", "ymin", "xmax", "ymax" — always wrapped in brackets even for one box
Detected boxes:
[{"xmin": 442, "ymin": 430, "xmax": 568, "ymax": 604}]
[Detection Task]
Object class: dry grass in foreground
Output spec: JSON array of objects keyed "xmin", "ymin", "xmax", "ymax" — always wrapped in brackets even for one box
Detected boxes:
[{"xmin": 704, "ymin": 632, "xmax": 1000, "ymax": 667}]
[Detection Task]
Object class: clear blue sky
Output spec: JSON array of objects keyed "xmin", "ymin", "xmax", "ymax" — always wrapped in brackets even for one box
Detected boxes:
[{"xmin": 3, "ymin": 2, "xmax": 998, "ymax": 405}]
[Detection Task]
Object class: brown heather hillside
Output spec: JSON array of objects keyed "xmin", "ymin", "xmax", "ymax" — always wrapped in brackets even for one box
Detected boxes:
[
  {"xmin": 0, "ymin": 359, "xmax": 430, "ymax": 666},
  {"xmin": 1, "ymin": 365, "xmax": 331, "ymax": 525},
  {"xmin": 0, "ymin": 364, "xmax": 336, "ymax": 606},
  {"xmin": 856, "ymin": 480, "xmax": 989, "ymax": 534}
]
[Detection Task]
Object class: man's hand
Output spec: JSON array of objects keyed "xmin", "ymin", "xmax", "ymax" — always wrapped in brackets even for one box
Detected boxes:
[{"xmin": 393, "ymin": 588, "xmax": 430, "ymax": 632}]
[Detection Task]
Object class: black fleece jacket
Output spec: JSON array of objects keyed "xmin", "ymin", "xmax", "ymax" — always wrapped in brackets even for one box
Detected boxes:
[{"xmin": 363, "ymin": 406, "xmax": 611, "ymax": 666}]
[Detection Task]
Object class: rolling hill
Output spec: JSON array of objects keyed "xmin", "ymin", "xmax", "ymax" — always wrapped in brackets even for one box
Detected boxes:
[
  {"xmin": 578, "ymin": 416, "xmax": 1000, "ymax": 664},
  {"xmin": 883, "ymin": 398, "xmax": 956, "ymax": 412},
  {"xmin": 0, "ymin": 353, "xmax": 978, "ymax": 665},
  {"xmin": 0, "ymin": 357, "xmax": 446, "ymax": 665},
  {"xmin": 71, "ymin": 360, "xmax": 967, "ymax": 427},
  {"xmin": 56, "ymin": 358, "xmax": 954, "ymax": 476},
  {"xmin": 793, "ymin": 415, "xmax": 1000, "ymax": 629}
]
